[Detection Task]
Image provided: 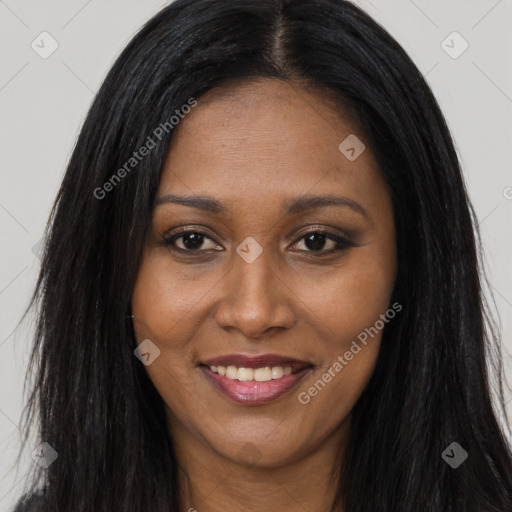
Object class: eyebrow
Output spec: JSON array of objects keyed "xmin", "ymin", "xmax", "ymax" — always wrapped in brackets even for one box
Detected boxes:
[
  {"xmin": 283, "ymin": 194, "xmax": 368, "ymax": 218},
  {"xmin": 154, "ymin": 194, "xmax": 229, "ymax": 214},
  {"xmin": 154, "ymin": 193, "xmax": 369, "ymax": 218}
]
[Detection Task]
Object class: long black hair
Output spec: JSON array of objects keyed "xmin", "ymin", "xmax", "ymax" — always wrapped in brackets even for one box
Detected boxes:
[{"xmin": 13, "ymin": 1, "xmax": 512, "ymax": 511}]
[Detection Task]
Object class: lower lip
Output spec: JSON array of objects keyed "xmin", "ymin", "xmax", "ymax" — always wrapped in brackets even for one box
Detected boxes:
[{"xmin": 199, "ymin": 365, "xmax": 311, "ymax": 405}]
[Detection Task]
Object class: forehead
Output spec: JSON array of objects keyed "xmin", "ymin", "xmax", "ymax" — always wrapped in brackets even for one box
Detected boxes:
[{"xmin": 158, "ymin": 79, "xmax": 387, "ymax": 214}]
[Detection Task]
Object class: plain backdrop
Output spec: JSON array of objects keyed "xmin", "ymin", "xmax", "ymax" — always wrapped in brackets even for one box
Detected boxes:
[{"xmin": 0, "ymin": 1, "xmax": 511, "ymax": 510}]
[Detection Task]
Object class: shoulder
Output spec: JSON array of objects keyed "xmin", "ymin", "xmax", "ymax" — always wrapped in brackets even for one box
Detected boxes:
[{"xmin": 11, "ymin": 490, "xmax": 46, "ymax": 512}]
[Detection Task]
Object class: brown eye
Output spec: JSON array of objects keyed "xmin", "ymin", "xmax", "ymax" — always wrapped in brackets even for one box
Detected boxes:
[
  {"xmin": 302, "ymin": 233, "xmax": 332, "ymax": 251},
  {"xmin": 162, "ymin": 229, "xmax": 221, "ymax": 252},
  {"xmin": 291, "ymin": 230, "xmax": 356, "ymax": 255}
]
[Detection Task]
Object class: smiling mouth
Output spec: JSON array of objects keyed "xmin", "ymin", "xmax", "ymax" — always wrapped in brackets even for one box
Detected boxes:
[{"xmin": 198, "ymin": 355, "xmax": 313, "ymax": 405}]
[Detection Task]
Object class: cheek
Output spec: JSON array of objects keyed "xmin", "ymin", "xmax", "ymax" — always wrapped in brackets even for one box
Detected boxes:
[
  {"xmin": 297, "ymin": 259, "xmax": 394, "ymax": 420},
  {"xmin": 131, "ymin": 258, "xmax": 198, "ymax": 414},
  {"xmin": 130, "ymin": 256, "xmax": 196, "ymax": 399},
  {"xmin": 292, "ymin": 244, "xmax": 396, "ymax": 349},
  {"xmin": 298, "ymin": 343, "xmax": 380, "ymax": 437},
  {"xmin": 293, "ymin": 242, "xmax": 395, "ymax": 410},
  {"xmin": 131, "ymin": 250, "xmax": 217, "ymax": 341}
]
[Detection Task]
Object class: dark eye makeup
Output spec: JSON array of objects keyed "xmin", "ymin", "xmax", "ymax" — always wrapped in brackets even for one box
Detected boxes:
[{"xmin": 159, "ymin": 225, "xmax": 359, "ymax": 257}]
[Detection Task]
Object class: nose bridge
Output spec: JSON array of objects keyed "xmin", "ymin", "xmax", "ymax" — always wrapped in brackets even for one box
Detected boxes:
[
  {"xmin": 234, "ymin": 247, "xmax": 273, "ymax": 301},
  {"xmin": 215, "ymin": 242, "xmax": 294, "ymax": 337}
]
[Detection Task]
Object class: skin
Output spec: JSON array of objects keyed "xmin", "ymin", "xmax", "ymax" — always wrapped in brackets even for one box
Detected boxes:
[{"xmin": 131, "ymin": 78, "xmax": 397, "ymax": 512}]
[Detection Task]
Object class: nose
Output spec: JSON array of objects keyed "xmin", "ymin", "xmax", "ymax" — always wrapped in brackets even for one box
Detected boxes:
[{"xmin": 214, "ymin": 248, "xmax": 296, "ymax": 339}]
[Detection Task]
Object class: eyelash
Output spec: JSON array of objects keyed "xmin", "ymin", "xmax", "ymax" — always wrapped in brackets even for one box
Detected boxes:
[{"xmin": 161, "ymin": 227, "xmax": 356, "ymax": 257}]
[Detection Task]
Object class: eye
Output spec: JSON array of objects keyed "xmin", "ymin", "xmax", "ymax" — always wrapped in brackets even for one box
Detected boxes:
[
  {"xmin": 290, "ymin": 230, "xmax": 355, "ymax": 255},
  {"xmin": 161, "ymin": 227, "xmax": 356, "ymax": 256},
  {"xmin": 162, "ymin": 228, "xmax": 222, "ymax": 253}
]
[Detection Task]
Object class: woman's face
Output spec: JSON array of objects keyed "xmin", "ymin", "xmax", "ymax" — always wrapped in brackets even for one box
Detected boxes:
[{"xmin": 131, "ymin": 78, "xmax": 397, "ymax": 468}]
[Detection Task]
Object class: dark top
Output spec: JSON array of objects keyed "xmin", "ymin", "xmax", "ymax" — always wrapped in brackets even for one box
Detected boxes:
[{"xmin": 12, "ymin": 491, "xmax": 46, "ymax": 512}]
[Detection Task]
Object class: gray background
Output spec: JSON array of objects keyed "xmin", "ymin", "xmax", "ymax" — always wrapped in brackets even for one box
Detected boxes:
[{"xmin": 1, "ymin": 0, "xmax": 511, "ymax": 509}]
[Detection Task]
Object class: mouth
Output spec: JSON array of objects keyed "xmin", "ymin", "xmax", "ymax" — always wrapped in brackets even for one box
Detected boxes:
[{"xmin": 199, "ymin": 354, "xmax": 313, "ymax": 405}]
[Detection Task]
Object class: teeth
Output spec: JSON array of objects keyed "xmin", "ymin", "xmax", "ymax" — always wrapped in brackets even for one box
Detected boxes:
[
  {"xmin": 254, "ymin": 367, "xmax": 272, "ymax": 381},
  {"xmin": 271, "ymin": 366, "xmax": 283, "ymax": 379},
  {"xmin": 238, "ymin": 367, "xmax": 254, "ymax": 381},
  {"xmin": 209, "ymin": 365, "xmax": 295, "ymax": 381},
  {"xmin": 226, "ymin": 366, "xmax": 238, "ymax": 379}
]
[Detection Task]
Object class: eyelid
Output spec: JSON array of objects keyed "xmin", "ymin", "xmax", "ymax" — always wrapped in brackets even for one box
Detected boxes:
[
  {"xmin": 292, "ymin": 225, "xmax": 353, "ymax": 242},
  {"xmin": 161, "ymin": 224, "xmax": 218, "ymax": 239}
]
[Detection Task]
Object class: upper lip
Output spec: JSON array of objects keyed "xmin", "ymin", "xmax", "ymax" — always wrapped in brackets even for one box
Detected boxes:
[{"xmin": 201, "ymin": 354, "xmax": 312, "ymax": 371}]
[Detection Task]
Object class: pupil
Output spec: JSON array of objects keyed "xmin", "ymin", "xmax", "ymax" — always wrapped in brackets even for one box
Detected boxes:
[
  {"xmin": 183, "ymin": 232, "xmax": 203, "ymax": 250},
  {"xmin": 305, "ymin": 233, "xmax": 326, "ymax": 251}
]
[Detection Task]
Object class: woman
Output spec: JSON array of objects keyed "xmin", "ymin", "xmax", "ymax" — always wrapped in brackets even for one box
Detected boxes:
[{"xmin": 13, "ymin": 0, "xmax": 512, "ymax": 511}]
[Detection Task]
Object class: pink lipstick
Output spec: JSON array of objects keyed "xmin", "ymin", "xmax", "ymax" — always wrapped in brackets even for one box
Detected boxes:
[{"xmin": 199, "ymin": 354, "xmax": 312, "ymax": 405}]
